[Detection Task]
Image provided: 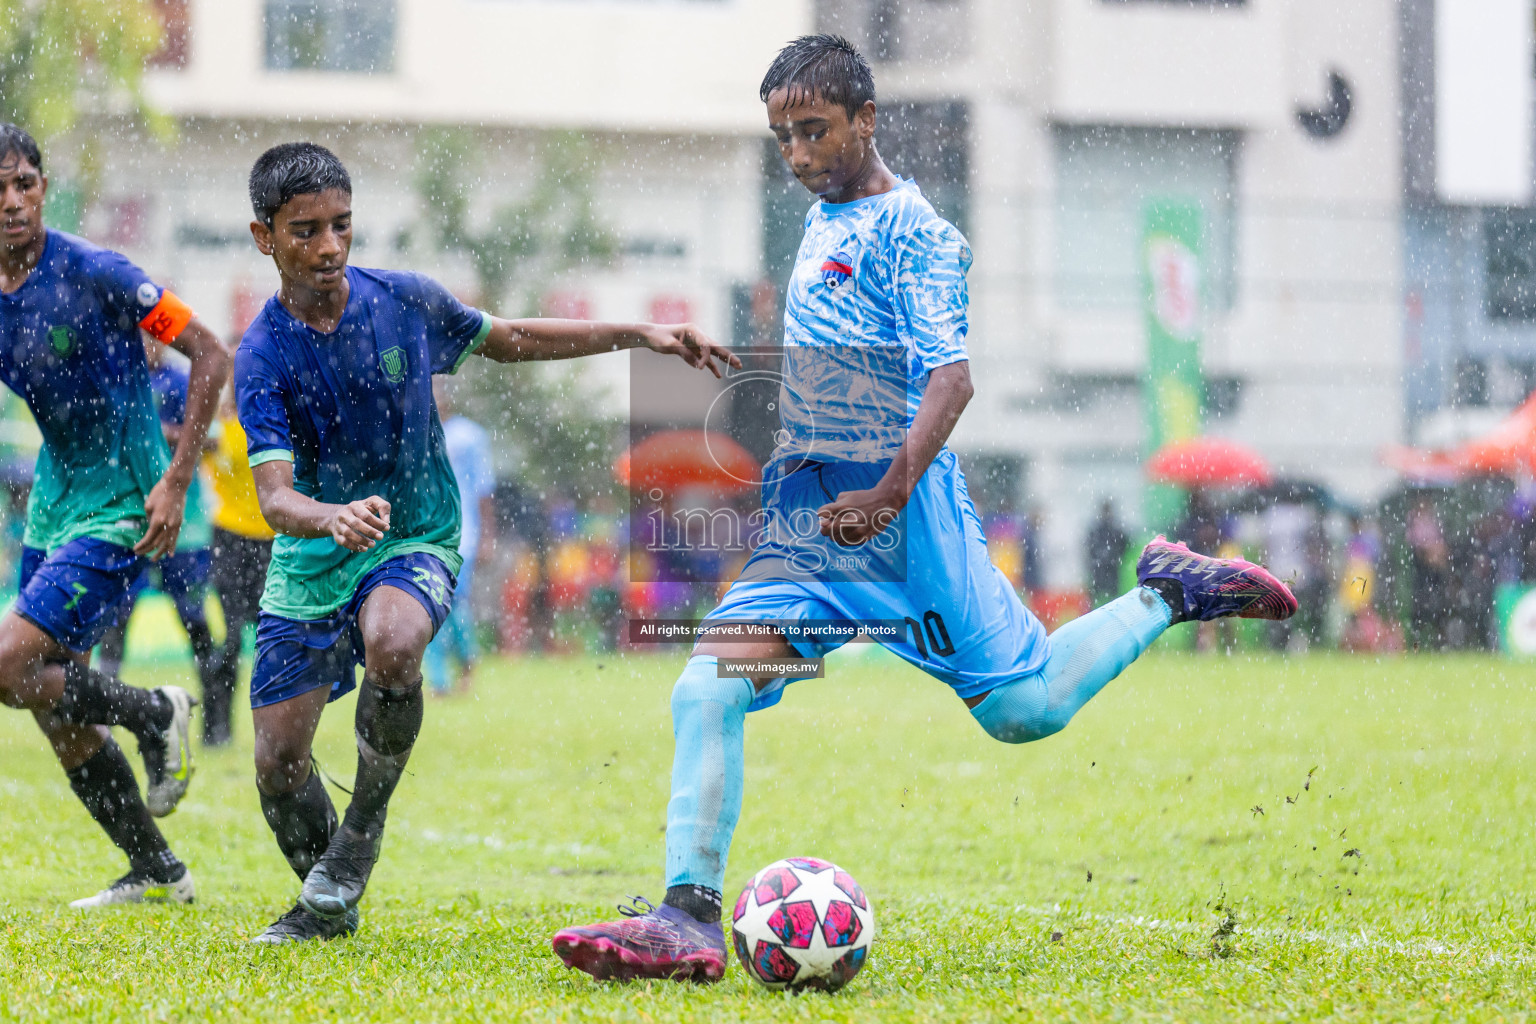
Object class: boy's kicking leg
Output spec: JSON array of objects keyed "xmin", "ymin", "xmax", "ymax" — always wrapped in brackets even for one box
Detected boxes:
[
  {"xmin": 0, "ymin": 608, "xmax": 196, "ymax": 907},
  {"xmin": 0, "ymin": 611, "xmax": 196, "ymax": 816},
  {"xmin": 966, "ymin": 537, "xmax": 1298, "ymax": 742},
  {"xmin": 552, "ymin": 637, "xmax": 780, "ymax": 983},
  {"xmin": 250, "ymin": 684, "xmax": 350, "ymax": 943},
  {"xmin": 552, "ymin": 539, "xmax": 1296, "ymax": 983},
  {"xmin": 248, "ymin": 559, "xmax": 448, "ymax": 945},
  {"xmin": 299, "ymin": 584, "xmax": 430, "ymax": 919},
  {"xmin": 37, "ymin": 679, "xmax": 194, "ymax": 908}
]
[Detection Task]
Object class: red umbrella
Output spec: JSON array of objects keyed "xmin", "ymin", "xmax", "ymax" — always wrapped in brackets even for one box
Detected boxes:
[
  {"xmin": 1146, "ymin": 437, "xmax": 1273, "ymax": 488},
  {"xmin": 1450, "ymin": 392, "xmax": 1536, "ymax": 476},
  {"xmin": 1381, "ymin": 392, "xmax": 1536, "ymax": 482},
  {"xmin": 615, "ymin": 429, "xmax": 760, "ymax": 494},
  {"xmin": 1381, "ymin": 445, "xmax": 1462, "ymax": 485}
]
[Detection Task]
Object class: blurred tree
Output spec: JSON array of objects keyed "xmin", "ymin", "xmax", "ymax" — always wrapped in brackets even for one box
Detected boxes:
[
  {"xmin": 416, "ymin": 129, "xmax": 623, "ymax": 502},
  {"xmin": 416, "ymin": 128, "xmax": 616, "ymax": 313},
  {"xmin": 0, "ymin": 0, "xmax": 169, "ymax": 141}
]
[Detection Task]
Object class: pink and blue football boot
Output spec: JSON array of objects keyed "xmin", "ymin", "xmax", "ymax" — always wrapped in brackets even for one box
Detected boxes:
[
  {"xmin": 1137, "ymin": 536, "xmax": 1298, "ymax": 622},
  {"xmin": 552, "ymin": 897, "xmax": 727, "ymax": 983}
]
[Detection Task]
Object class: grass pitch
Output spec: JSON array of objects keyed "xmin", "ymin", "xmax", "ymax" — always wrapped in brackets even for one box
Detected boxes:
[{"xmin": 2, "ymin": 646, "xmax": 1535, "ymax": 1021}]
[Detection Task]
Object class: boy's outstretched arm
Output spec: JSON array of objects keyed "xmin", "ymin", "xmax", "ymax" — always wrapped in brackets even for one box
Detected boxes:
[
  {"xmin": 137, "ymin": 318, "xmax": 231, "ymax": 559},
  {"xmin": 476, "ymin": 319, "xmax": 740, "ymax": 377},
  {"xmin": 818, "ymin": 359, "xmax": 974, "ymax": 547},
  {"xmin": 251, "ymin": 460, "xmax": 392, "ymax": 554}
]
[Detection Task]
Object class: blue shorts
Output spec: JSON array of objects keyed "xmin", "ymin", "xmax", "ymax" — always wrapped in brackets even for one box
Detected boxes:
[
  {"xmin": 130, "ymin": 548, "xmax": 211, "ymax": 600},
  {"xmin": 248, "ymin": 553, "xmax": 456, "ymax": 710},
  {"xmin": 16, "ymin": 538, "xmax": 148, "ymax": 653},
  {"xmin": 703, "ymin": 451, "xmax": 1048, "ymax": 710},
  {"xmin": 114, "ymin": 548, "xmax": 212, "ymax": 627}
]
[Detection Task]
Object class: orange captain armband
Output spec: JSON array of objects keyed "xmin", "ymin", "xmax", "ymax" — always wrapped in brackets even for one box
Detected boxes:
[{"xmin": 138, "ymin": 289, "xmax": 195, "ymax": 344}]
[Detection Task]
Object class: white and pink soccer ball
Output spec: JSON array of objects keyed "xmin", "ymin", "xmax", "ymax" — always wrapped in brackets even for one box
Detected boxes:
[{"xmin": 731, "ymin": 857, "xmax": 875, "ymax": 991}]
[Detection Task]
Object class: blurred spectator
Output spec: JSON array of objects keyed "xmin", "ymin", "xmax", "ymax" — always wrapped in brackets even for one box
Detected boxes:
[
  {"xmin": 982, "ymin": 510, "xmax": 1026, "ymax": 592},
  {"xmin": 205, "ymin": 386, "xmax": 275, "ymax": 743},
  {"xmin": 1406, "ymin": 494, "xmax": 1451, "ymax": 649},
  {"xmin": 1174, "ymin": 491, "xmax": 1222, "ymax": 555},
  {"xmin": 1339, "ymin": 514, "xmax": 1402, "ymax": 652},
  {"xmin": 425, "ymin": 382, "xmax": 496, "ymax": 695},
  {"xmin": 1449, "ymin": 510, "xmax": 1501, "ymax": 649},
  {"xmin": 1263, "ymin": 500, "xmax": 1315, "ymax": 651},
  {"xmin": 98, "ymin": 342, "xmax": 221, "ymax": 741},
  {"xmin": 1086, "ymin": 499, "xmax": 1128, "ymax": 606},
  {"xmin": 1022, "ymin": 507, "xmax": 1046, "ymax": 592}
]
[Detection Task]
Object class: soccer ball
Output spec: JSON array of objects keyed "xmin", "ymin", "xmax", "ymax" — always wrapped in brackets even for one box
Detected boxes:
[{"xmin": 731, "ymin": 857, "xmax": 875, "ymax": 991}]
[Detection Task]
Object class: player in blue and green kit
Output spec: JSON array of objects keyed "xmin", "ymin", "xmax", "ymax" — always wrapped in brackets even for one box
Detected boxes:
[
  {"xmin": 235, "ymin": 143, "xmax": 739, "ymax": 943},
  {"xmin": 96, "ymin": 339, "xmax": 223, "ymax": 739},
  {"xmin": 552, "ymin": 37, "xmax": 1299, "ymax": 982},
  {"xmin": 0, "ymin": 124, "xmax": 231, "ymax": 908}
]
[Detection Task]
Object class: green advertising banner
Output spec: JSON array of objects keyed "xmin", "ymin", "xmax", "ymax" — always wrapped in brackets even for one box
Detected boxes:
[
  {"xmin": 1141, "ymin": 199, "xmax": 1206, "ymax": 530},
  {"xmin": 1496, "ymin": 583, "xmax": 1536, "ymax": 657}
]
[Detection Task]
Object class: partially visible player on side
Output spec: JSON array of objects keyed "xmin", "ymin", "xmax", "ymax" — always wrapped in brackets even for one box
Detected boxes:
[
  {"xmin": 236, "ymin": 143, "xmax": 739, "ymax": 944},
  {"xmin": 0, "ymin": 123, "xmax": 230, "ymax": 907},
  {"xmin": 96, "ymin": 339, "xmax": 220, "ymax": 723},
  {"xmin": 204, "ymin": 385, "xmax": 276, "ymax": 744},
  {"xmin": 422, "ymin": 380, "xmax": 494, "ymax": 697},
  {"xmin": 551, "ymin": 37, "xmax": 1298, "ymax": 983}
]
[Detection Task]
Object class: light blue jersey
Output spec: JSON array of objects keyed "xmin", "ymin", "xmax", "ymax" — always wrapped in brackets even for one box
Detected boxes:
[
  {"xmin": 774, "ymin": 178, "xmax": 971, "ymax": 467},
  {"xmin": 705, "ymin": 178, "xmax": 1049, "ymax": 707},
  {"xmin": 442, "ymin": 415, "xmax": 494, "ymax": 566}
]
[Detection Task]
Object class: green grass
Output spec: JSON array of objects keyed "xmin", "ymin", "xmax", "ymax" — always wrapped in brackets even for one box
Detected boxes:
[{"xmin": 4, "ymin": 647, "xmax": 1536, "ymax": 1021}]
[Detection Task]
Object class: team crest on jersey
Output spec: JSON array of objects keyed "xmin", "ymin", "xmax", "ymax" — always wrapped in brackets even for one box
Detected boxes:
[
  {"xmin": 821, "ymin": 250, "xmax": 854, "ymax": 295},
  {"xmin": 47, "ymin": 325, "xmax": 78, "ymax": 358},
  {"xmin": 379, "ymin": 345, "xmax": 407, "ymax": 383}
]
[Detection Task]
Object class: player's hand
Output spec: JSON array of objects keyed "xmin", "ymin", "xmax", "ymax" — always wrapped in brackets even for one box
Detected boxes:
[
  {"xmin": 136, "ymin": 475, "xmax": 189, "ymax": 560},
  {"xmin": 329, "ymin": 496, "xmax": 391, "ymax": 552},
  {"xmin": 640, "ymin": 324, "xmax": 741, "ymax": 378},
  {"xmin": 818, "ymin": 486, "xmax": 904, "ymax": 547}
]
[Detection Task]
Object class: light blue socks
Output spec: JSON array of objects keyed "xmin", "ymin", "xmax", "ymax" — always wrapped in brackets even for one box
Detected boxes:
[
  {"xmin": 662, "ymin": 592, "xmax": 1169, "ymax": 890},
  {"xmin": 664, "ymin": 656, "xmax": 754, "ymax": 892},
  {"xmin": 971, "ymin": 587, "xmax": 1171, "ymax": 744}
]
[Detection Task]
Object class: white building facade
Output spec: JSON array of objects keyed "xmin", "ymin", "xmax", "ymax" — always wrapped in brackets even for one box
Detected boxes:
[
  {"xmin": 822, "ymin": 0, "xmax": 1404, "ymax": 584},
  {"xmin": 55, "ymin": 0, "xmax": 810, "ymax": 439},
  {"xmin": 47, "ymin": 0, "xmax": 1407, "ymax": 586}
]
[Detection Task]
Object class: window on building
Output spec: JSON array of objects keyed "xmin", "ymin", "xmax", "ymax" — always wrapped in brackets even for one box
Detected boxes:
[
  {"xmin": 149, "ymin": 0, "xmax": 191, "ymax": 68},
  {"xmin": 758, "ymin": 100, "xmax": 970, "ymax": 290},
  {"xmin": 817, "ymin": 0, "xmax": 969, "ymax": 64},
  {"xmin": 265, "ymin": 0, "xmax": 396, "ymax": 73},
  {"xmin": 1486, "ymin": 208, "xmax": 1536, "ymax": 321},
  {"xmin": 880, "ymin": 101, "xmax": 970, "ymax": 235},
  {"xmin": 1053, "ymin": 125, "xmax": 1240, "ymax": 312}
]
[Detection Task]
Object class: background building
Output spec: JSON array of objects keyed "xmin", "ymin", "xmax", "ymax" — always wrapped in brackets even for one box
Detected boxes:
[
  {"xmin": 815, "ymin": 0, "xmax": 1404, "ymax": 584},
  {"xmin": 1399, "ymin": 0, "xmax": 1536, "ymax": 448},
  {"xmin": 36, "ymin": 0, "xmax": 1425, "ymax": 586},
  {"xmin": 50, "ymin": 0, "xmax": 810, "ymax": 452}
]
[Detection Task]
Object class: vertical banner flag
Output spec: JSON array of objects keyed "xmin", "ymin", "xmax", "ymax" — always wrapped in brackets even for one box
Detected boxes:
[
  {"xmin": 1496, "ymin": 582, "xmax": 1536, "ymax": 657},
  {"xmin": 1141, "ymin": 199, "xmax": 1206, "ymax": 530}
]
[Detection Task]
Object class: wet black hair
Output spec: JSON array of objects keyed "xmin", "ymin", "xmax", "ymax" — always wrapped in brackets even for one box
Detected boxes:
[
  {"xmin": 759, "ymin": 34, "xmax": 875, "ymax": 120},
  {"xmin": 0, "ymin": 124, "xmax": 43, "ymax": 174},
  {"xmin": 248, "ymin": 142, "xmax": 351, "ymax": 227}
]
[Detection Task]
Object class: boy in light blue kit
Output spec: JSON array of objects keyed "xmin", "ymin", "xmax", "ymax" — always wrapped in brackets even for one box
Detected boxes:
[{"xmin": 553, "ymin": 35, "xmax": 1299, "ymax": 983}]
